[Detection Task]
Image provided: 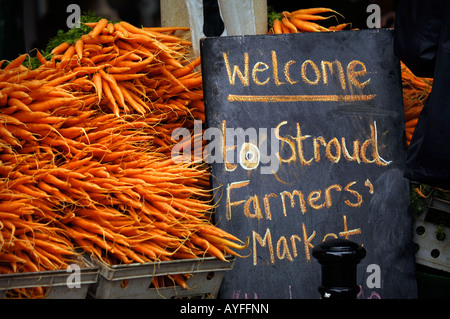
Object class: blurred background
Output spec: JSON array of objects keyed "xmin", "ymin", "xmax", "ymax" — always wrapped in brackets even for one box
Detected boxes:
[{"xmin": 0, "ymin": 0, "xmax": 397, "ymax": 60}]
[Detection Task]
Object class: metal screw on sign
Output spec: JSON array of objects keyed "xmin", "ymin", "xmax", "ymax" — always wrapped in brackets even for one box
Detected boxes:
[{"xmin": 312, "ymin": 238, "xmax": 366, "ymax": 299}]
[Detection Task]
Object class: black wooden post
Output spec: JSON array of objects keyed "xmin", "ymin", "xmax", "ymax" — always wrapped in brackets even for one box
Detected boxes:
[{"xmin": 312, "ymin": 238, "xmax": 366, "ymax": 299}]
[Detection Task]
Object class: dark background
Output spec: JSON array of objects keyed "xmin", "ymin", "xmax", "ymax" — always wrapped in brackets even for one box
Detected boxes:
[{"xmin": 0, "ymin": 0, "xmax": 397, "ymax": 61}]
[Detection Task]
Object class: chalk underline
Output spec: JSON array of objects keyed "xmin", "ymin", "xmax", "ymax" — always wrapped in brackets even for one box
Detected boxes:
[{"xmin": 227, "ymin": 94, "xmax": 377, "ymax": 103}]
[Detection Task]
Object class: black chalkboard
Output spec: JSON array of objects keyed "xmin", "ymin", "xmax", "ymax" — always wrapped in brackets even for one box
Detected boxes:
[{"xmin": 200, "ymin": 29, "xmax": 418, "ymax": 299}]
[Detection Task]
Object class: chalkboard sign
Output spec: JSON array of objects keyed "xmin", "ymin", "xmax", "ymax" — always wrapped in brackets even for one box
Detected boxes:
[{"xmin": 200, "ymin": 29, "xmax": 418, "ymax": 299}]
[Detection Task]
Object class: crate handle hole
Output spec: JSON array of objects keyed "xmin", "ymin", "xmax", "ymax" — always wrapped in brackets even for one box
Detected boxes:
[
  {"xmin": 431, "ymin": 249, "xmax": 440, "ymax": 259},
  {"xmin": 416, "ymin": 226, "xmax": 425, "ymax": 235},
  {"xmin": 436, "ymin": 231, "xmax": 446, "ymax": 241},
  {"xmin": 120, "ymin": 279, "xmax": 129, "ymax": 289},
  {"xmin": 206, "ymin": 272, "xmax": 215, "ymax": 280}
]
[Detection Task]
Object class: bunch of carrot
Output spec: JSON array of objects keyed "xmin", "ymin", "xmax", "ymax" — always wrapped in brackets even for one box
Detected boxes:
[
  {"xmin": 269, "ymin": 7, "xmax": 350, "ymax": 34},
  {"xmin": 400, "ymin": 61, "xmax": 433, "ymax": 147},
  {"xmin": 0, "ymin": 18, "xmax": 248, "ymax": 298}
]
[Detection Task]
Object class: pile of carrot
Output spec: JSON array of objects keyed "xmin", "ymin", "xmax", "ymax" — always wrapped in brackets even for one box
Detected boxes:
[
  {"xmin": 400, "ymin": 61, "xmax": 433, "ymax": 147},
  {"xmin": 0, "ymin": 18, "xmax": 248, "ymax": 298},
  {"xmin": 269, "ymin": 7, "xmax": 351, "ymax": 34}
]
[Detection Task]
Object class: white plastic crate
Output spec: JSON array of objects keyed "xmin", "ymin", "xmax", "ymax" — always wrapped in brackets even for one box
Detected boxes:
[
  {"xmin": 0, "ymin": 255, "xmax": 99, "ymax": 299},
  {"xmin": 413, "ymin": 197, "xmax": 449, "ymax": 273},
  {"xmin": 88, "ymin": 255, "xmax": 235, "ymax": 299}
]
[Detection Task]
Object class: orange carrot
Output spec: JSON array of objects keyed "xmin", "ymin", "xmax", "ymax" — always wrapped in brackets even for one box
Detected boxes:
[
  {"xmin": 290, "ymin": 17, "xmax": 328, "ymax": 32},
  {"xmin": 28, "ymin": 97, "xmax": 75, "ymax": 112},
  {"xmin": 172, "ymin": 56, "xmax": 201, "ymax": 78},
  {"xmin": 99, "ymin": 69, "xmax": 126, "ymax": 110},
  {"xmin": 101, "ymin": 77, "xmax": 120, "ymax": 117},
  {"xmin": 4, "ymin": 54, "xmax": 27, "ymax": 70},
  {"xmin": 81, "ymin": 34, "xmax": 115, "ymax": 44},
  {"xmin": 36, "ymin": 50, "xmax": 48, "ymax": 65},
  {"xmin": 51, "ymin": 42, "xmax": 71, "ymax": 55},
  {"xmin": 74, "ymin": 39, "xmax": 84, "ymax": 60},
  {"xmin": 118, "ymin": 83, "xmax": 147, "ymax": 114},
  {"xmin": 92, "ymin": 72, "xmax": 103, "ymax": 103},
  {"xmin": 272, "ymin": 19, "xmax": 283, "ymax": 34},
  {"xmin": 291, "ymin": 7, "xmax": 343, "ymax": 17},
  {"xmin": 282, "ymin": 17, "xmax": 298, "ymax": 33},
  {"xmin": 57, "ymin": 45, "xmax": 76, "ymax": 70},
  {"xmin": 143, "ymin": 26, "xmax": 190, "ymax": 33},
  {"xmin": 88, "ymin": 18, "xmax": 109, "ymax": 39},
  {"xmin": 291, "ymin": 13, "xmax": 334, "ymax": 21},
  {"xmin": 328, "ymin": 23, "xmax": 351, "ymax": 31}
]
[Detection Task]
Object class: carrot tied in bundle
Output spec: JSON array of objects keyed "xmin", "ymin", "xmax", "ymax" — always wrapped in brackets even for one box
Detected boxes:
[{"xmin": 269, "ymin": 7, "xmax": 350, "ymax": 34}]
